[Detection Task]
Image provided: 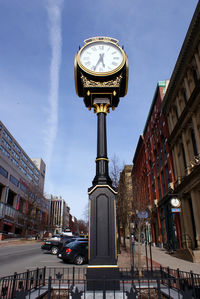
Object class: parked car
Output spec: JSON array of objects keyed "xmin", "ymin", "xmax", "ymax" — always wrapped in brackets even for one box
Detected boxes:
[
  {"xmin": 41, "ymin": 235, "xmax": 76, "ymax": 255},
  {"xmin": 59, "ymin": 240, "xmax": 88, "ymax": 265},
  {"xmin": 57, "ymin": 238, "xmax": 88, "ymax": 258}
]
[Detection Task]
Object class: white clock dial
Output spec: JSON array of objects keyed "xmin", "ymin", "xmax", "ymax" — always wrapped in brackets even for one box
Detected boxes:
[
  {"xmin": 171, "ymin": 198, "xmax": 180, "ymax": 208},
  {"xmin": 79, "ymin": 41, "xmax": 124, "ymax": 74}
]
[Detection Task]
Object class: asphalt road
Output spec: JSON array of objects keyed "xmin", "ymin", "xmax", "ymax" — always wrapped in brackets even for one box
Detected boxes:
[{"xmin": 0, "ymin": 241, "xmax": 86, "ymax": 278}]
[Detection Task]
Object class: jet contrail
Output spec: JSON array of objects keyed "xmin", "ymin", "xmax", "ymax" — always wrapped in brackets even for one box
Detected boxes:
[{"xmin": 45, "ymin": 0, "xmax": 63, "ymax": 165}]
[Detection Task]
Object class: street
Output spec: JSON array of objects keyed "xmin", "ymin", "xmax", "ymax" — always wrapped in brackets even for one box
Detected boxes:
[{"xmin": 0, "ymin": 241, "xmax": 87, "ymax": 278}]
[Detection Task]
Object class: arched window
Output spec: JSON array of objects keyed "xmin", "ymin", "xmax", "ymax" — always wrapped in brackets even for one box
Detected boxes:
[
  {"xmin": 182, "ymin": 87, "xmax": 188, "ymax": 104},
  {"xmin": 181, "ymin": 143, "xmax": 187, "ymax": 170},
  {"xmin": 192, "ymin": 67, "xmax": 199, "ymax": 85},
  {"xmin": 191, "ymin": 129, "xmax": 198, "ymax": 156}
]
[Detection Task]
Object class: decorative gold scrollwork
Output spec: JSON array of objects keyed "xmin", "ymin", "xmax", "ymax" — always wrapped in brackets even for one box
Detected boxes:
[
  {"xmin": 93, "ymin": 103, "xmax": 110, "ymax": 114},
  {"xmin": 81, "ymin": 74, "xmax": 122, "ymax": 88}
]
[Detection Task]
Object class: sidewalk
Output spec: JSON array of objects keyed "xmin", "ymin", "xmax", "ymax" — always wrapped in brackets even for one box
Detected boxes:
[
  {"xmin": 0, "ymin": 238, "xmax": 40, "ymax": 247},
  {"xmin": 117, "ymin": 242, "xmax": 200, "ymax": 274}
]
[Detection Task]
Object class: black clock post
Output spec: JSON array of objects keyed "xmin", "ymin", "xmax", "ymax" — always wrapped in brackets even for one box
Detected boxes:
[
  {"xmin": 74, "ymin": 37, "xmax": 128, "ymax": 290},
  {"xmin": 87, "ymin": 101, "xmax": 119, "ymax": 290}
]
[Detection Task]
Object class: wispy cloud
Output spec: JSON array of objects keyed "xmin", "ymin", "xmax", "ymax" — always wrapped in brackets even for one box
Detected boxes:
[{"xmin": 45, "ymin": 0, "xmax": 63, "ymax": 165}]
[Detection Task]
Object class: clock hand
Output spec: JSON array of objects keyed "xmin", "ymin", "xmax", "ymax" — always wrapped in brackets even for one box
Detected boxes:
[
  {"xmin": 94, "ymin": 55, "xmax": 102, "ymax": 70},
  {"xmin": 99, "ymin": 53, "xmax": 105, "ymax": 68},
  {"xmin": 94, "ymin": 53, "xmax": 105, "ymax": 70}
]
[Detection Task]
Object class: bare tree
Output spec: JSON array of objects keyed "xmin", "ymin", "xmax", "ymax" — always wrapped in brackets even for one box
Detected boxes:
[
  {"xmin": 117, "ymin": 165, "xmax": 133, "ymax": 248},
  {"xmin": 22, "ymin": 182, "xmax": 49, "ymax": 237},
  {"xmin": 110, "ymin": 155, "xmax": 123, "ymax": 250},
  {"xmin": 131, "ymin": 171, "xmax": 150, "ymax": 276},
  {"xmin": 82, "ymin": 203, "xmax": 89, "ymax": 226},
  {"xmin": 77, "ymin": 219, "xmax": 88, "ymax": 235},
  {"xmin": 110, "ymin": 154, "xmax": 122, "ymax": 188}
]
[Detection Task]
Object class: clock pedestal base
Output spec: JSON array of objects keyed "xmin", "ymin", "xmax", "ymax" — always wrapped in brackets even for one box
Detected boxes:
[
  {"xmin": 86, "ymin": 267, "xmax": 120, "ymax": 291},
  {"xmin": 87, "ymin": 185, "xmax": 119, "ymax": 291}
]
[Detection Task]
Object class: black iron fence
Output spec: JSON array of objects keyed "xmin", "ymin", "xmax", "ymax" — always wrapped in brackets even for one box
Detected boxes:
[{"xmin": 1, "ymin": 266, "xmax": 200, "ymax": 298}]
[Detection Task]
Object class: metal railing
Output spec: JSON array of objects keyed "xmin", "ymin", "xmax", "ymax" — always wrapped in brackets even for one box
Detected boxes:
[{"xmin": 1, "ymin": 266, "xmax": 200, "ymax": 298}]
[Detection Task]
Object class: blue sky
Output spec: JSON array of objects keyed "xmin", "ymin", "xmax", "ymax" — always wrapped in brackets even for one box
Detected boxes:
[{"xmin": 0, "ymin": 0, "xmax": 197, "ymax": 219}]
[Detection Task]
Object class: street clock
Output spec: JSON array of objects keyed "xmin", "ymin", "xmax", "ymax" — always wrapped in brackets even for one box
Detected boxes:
[
  {"xmin": 74, "ymin": 37, "xmax": 129, "ymax": 109},
  {"xmin": 171, "ymin": 198, "xmax": 181, "ymax": 208}
]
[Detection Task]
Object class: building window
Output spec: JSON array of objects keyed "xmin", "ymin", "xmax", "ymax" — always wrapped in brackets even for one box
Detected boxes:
[
  {"xmin": 181, "ymin": 143, "xmax": 187, "ymax": 170},
  {"xmin": 20, "ymin": 183, "xmax": 27, "ymax": 193},
  {"xmin": 191, "ymin": 129, "xmax": 198, "ymax": 156},
  {"xmin": 12, "ymin": 150, "xmax": 20, "ymax": 160},
  {"xmin": 183, "ymin": 87, "xmax": 188, "ymax": 104},
  {"xmin": 19, "ymin": 166, "xmax": 26, "ymax": 175},
  {"xmin": 0, "ymin": 145, "xmax": 10, "ymax": 158},
  {"xmin": 28, "ymin": 167, "xmax": 33, "ymax": 175},
  {"xmin": 2, "ymin": 138, "xmax": 11, "ymax": 150},
  {"xmin": 0, "ymin": 165, "xmax": 8, "ymax": 178},
  {"xmin": 34, "ymin": 174, "xmax": 39, "ymax": 181},
  {"xmin": 13, "ymin": 143, "xmax": 21, "ymax": 153},
  {"xmin": 27, "ymin": 174, "xmax": 33, "ymax": 181},
  {"xmin": 158, "ymin": 143, "xmax": 163, "ymax": 168},
  {"xmin": 165, "ymin": 164, "xmax": 170, "ymax": 185},
  {"xmin": 11, "ymin": 157, "xmax": 19, "ymax": 167},
  {"xmin": 22, "ymin": 153, "xmax": 28, "ymax": 162},
  {"xmin": 174, "ymin": 106, "xmax": 179, "ymax": 121},
  {"xmin": 10, "ymin": 175, "xmax": 19, "ymax": 187},
  {"xmin": 161, "ymin": 171, "xmax": 166, "ymax": 194},
  {"xmin": 29, "ymin": 162, "xmax": 35, "ymax": 170},
  {"xmin": 35, "ymin": 169, "xmax": 40, "ymax": 176},
  {"xmin": 21, "ymin": 160, "xmax": 27, "ymax": 168},
  {"xmin": 152, "ymin": 184, "xmax": 156, "ymax": 199},
  {"xmin": 158, "ymin": 177, "xmax": 162, "ymax": 199},
  {"xmin": 2, "ymin": 130, "xmax": 12, "ymax": 143},
  {"xmin": 162, "ymin": 137, "xmax": 167, "ymax": 161}
]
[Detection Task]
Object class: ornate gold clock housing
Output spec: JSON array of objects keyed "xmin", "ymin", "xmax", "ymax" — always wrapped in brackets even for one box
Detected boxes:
[{"xmin": 74, "ymin": 37, "xmax": 128, "ymax": 109}]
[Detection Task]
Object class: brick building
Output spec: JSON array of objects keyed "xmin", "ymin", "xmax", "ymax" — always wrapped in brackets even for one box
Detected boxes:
[{"xmin": 132, "ymin": 81, "xmax": 181, "ymax": 249}]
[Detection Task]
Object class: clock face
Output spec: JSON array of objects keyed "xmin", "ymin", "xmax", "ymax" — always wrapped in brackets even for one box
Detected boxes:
[
  {"xmin": 78, "ymin": 41, "xmax": 125, "ymax": 76},
  {"xmin": 171, "ymin": 198, "xmax": 180, "ymax": 208}
]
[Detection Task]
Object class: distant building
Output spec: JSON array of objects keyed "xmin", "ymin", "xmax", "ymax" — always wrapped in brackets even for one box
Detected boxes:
[
  {"xmin": 132, "ymin": 81, "xmax": 180, "ymax": 249},
  {"xmin": 0, "ymin": 121, "xmax": 49, "ymax": 239},
  {"xmin": 117, "ymin": 165, "xmax": 133, "ymax": 244},
  {"xmin": 162, "ymin": 2, "xmax": 200, "ymax": 260},
  {"xmin": 47, "ymin": 195, "xmax": 70, "ymax": 234}
]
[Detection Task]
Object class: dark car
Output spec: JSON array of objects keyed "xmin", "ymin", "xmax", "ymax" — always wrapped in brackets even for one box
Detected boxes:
[
  {"xmin": 41, "ymin": 235, "xmax": 77, "ymax": 255},
  {"xmin": 57, "ymin": 238, "xmax": 88, "ymax": 258},
  {"xmin": 59, "ymin": 241, "xmax": 88, "ymax": 265}
]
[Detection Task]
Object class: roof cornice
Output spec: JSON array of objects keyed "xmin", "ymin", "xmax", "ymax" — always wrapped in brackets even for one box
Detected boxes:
[{"xmin": 162, "ymin": 2, "xmax": 200, "ymax": 113}]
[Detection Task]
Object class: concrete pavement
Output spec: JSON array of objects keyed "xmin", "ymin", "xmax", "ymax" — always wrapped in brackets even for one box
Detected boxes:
[{"xmin": 117, "ymin": 242, "xmax": 200, "ymax": 274}]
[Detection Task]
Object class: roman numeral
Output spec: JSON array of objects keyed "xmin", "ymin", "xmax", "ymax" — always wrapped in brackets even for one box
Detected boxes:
[{"xmin": 112, "ymin": 62, "xmax": 118, "ymax": 66}]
